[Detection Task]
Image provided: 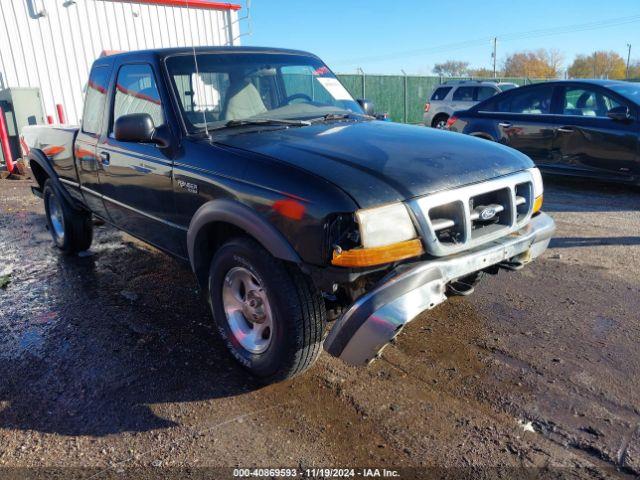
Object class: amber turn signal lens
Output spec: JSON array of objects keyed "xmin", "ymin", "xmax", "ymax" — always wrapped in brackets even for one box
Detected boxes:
[
  {"xmin": 331, "ymin": 239, "xmax": 424, "ymax": 267},
  {"xmin": 533, "ymin": 195, "xmax": 543, "ymax": 214}
]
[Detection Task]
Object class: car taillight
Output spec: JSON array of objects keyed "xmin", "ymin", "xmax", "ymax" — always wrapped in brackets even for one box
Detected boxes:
[
  {"xmin": 445, "ymin": 116, "xmax": 458, "ymax": 128},
  {"xmin": 424, "ymin": 102, "xmax": 430, "ymax": 113}
]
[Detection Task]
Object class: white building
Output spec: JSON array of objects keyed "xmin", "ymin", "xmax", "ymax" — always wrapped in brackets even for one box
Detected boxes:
[{"xmin": 0, "ymin": 0, "xmax": 242, "ymax": 125}]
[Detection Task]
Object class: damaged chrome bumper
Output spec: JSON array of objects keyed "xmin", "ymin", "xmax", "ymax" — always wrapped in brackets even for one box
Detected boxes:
[{"xmin": 323, "ymin": 212, "xmax": 556, "ymax": 366}]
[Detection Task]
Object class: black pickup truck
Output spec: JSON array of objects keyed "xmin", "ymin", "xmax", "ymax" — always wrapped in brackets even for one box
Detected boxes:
[{"xmin": 23, "ymin": 47, "xmax": 555, "ymax": 381}]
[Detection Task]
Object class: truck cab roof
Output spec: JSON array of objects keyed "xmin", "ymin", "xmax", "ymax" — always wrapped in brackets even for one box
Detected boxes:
[{"xmin": 93, "ymin": 46, "xmax": 319, "ymax": 68}]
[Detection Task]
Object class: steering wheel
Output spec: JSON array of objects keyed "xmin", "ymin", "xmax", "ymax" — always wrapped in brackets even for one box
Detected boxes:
[{"xmin": 282, "ymin": 93, "xmax": 313, "ymax": 105}]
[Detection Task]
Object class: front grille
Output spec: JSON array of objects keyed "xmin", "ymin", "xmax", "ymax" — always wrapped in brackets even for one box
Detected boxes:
[{"xmin": 409, "ymin": 171, "xmax": 535, "ymax": 257}]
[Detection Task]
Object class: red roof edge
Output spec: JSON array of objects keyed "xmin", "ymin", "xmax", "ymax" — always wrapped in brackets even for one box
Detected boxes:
[{"xmin": 125, "ymin": 0, "xmax": 241, "ymax": 11}]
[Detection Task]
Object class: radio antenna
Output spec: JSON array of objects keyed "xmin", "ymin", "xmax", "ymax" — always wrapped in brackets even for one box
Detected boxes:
[{"xmin": 184, "ymin": 0, "xmax": 210, "ymax": 137}]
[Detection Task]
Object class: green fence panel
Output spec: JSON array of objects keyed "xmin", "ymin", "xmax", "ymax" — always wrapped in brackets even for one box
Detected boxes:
[
  {"xmin": 337, "ymin": 74, "xmax": 556, "ymax": 124},
  {"xmin": 406, "ymin": 76, "xmax": 441, "ymax": 124},
  {"xmin": 337, "ymin": 74, "xmax": 364, "ymax": 100},
  {"xmin": 365, "ymin": 75, "xmax": 406, "ymax": 122}
]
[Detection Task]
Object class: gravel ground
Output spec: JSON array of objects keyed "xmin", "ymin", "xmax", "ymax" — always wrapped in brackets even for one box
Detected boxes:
[{"xmin": 0, "ymin": 175, "xmax": 639, "ymax": 479}]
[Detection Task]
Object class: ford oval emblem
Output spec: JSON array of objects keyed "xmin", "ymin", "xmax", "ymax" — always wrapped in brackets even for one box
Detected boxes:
[{"xmin": 480, "ymin": 207, "xmax": 497, "ymax": 220}]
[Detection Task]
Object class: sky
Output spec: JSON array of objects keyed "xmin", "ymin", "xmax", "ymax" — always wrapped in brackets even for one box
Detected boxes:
[{"xmin": 236, "ymin": 0, "xmax": 640, "ymax": 75}]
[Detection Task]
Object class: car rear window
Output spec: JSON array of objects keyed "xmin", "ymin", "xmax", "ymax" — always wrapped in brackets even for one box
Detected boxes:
[{"xmin": 430, "ymin": 87, "xmax": 452, "ymax": 101}]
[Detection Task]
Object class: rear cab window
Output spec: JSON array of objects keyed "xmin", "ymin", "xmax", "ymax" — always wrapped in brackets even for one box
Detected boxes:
[
  {"xmin": 430, "ymin": 86, "xmax": 452, "ymax": 101},
  {"xmin": 82, "ymin": 66, "xmax": 110, "ymax": 135}
]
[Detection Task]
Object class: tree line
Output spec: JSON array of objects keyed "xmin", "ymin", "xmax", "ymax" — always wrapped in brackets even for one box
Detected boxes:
[{"xmin": 432, "ymin": 49, "xmax": 638, "ymax": 79}]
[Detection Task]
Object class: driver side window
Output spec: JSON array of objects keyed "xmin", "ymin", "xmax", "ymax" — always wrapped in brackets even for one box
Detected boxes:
[
  {"xmin": 560, "ymin": 87, "xmax": 622, "ymax": 117},
  {"xmin": 112, "ymin": 64, "xmax": 164, "ymax": 132}
]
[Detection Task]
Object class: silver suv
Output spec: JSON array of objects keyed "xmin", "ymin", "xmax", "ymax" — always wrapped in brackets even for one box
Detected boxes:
[{"xmin": 424, "ymin": 80, "xmax": 518, "ymax": 128}]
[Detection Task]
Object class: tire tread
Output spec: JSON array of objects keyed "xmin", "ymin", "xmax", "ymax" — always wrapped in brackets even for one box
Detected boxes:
[
  {"xmin": 43, "ymin": 179, "xmax": 92, "ymax": 254},
  {"xmin": 210, "ymin": 237, "xmax": 326, "ymax": 382}
]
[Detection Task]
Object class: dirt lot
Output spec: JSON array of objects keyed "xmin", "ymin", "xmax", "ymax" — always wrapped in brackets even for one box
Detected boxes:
[{"xmin": 0, "ymin": 175, "xmax": 639, "ymax": 479}]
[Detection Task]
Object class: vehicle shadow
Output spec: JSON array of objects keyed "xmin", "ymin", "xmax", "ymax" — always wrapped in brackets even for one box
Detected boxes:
[
  {"xmin": 549, "ymin": 236, "xmax": 640, "ymax": 248},
  {"xmin": 542, "ymin": 175, "xmax": 640, "ymax": 213},
  {"xmin": 0, "ymin": 215, "xmax": 263, "ymax": 437}
]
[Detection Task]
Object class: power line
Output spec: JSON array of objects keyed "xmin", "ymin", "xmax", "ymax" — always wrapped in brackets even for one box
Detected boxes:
[{"xmin": 333, "ymin": 14, "xmax": 640, "ymax": 66}]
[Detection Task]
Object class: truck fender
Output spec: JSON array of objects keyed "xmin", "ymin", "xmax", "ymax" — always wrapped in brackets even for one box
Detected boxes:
[
  {"xmin": 28, "ymin": 149, "xmax": 80, "ymax": 210},
  {"xmin": 187, "ymin": 198, "xmax": 302, "ymax": 275}
]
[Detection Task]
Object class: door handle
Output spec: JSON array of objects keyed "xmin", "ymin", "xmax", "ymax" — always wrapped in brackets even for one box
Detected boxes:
[
  {"xmin": 498, "ymin": 122, "xmax": 512, "ymax": 128},
  {"xmin": 99, "ymin": 151, "xmax": 110, "ymax": 166},
  {"xmin": 557, "ymin": 127, "xmax": 574, "ymax": 133}
]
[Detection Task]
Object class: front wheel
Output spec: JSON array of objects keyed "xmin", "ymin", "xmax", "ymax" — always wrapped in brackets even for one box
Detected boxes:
[
  {"xmin": 208, "ymin": 237, "xmax": 326, "ymax": 382},
  {"xmin": 43, "ymin": 179, "xmax": 93, "ymax": 254}
]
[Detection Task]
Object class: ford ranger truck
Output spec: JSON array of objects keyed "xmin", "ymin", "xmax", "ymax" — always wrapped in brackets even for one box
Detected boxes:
[{"xmin": 23, "ymin": 47, "xmax": 555, "ymax": 382}]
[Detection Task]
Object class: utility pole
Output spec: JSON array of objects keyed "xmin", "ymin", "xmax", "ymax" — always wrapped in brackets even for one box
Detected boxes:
[
  {"xmin": 492, "ymin": 37, "xmax": 497, "ymax": 78},
  {"xmin": 626, "ymin": 43, "xmax": 632, "ymax": 79},
  {"xmin": 401, "ymin": 69, "xmax": 408, "ymax": 124}
]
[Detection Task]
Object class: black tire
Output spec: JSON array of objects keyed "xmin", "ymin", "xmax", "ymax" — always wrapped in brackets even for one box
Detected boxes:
[
  {"xmin": 431, "ymin": 114, "xmax": 449, "ymax": 129},
  {"xmin": 43, "ymin": 179, "xmax": 93, "ymax": 254},
  {"xmin": 208, "ymin": 237, "xmax": 326, "ymax": 382}
]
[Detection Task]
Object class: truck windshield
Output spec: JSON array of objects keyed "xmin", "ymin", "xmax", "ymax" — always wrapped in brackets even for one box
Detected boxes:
[{"xmin": 165, "ymin": 52, "xmax": 364, "ymax": 133}]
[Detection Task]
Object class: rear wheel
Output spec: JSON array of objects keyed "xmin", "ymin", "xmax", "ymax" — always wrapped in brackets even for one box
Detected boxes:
[
  {"xmin": 208, "ymin": 237, "xmax": 326, "ymax": 382},
  {"xmin": 432, "ymin": 114, "xmax": 449, "ymax": 129},
  {"xmin": 43, "ymin": 180, "xmax": 93, "ymax": 254}
]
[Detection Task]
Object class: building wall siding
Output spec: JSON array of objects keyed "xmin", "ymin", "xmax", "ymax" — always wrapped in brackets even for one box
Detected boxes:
[{"xmin": 0, "ymin": 0, "xmax": 240, "ymax": 125}]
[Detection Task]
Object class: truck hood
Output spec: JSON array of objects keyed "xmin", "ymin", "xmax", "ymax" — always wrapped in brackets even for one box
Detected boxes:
[{"xmin": 216, "ymin": 120, "xmax": 534, "ymax": 208}]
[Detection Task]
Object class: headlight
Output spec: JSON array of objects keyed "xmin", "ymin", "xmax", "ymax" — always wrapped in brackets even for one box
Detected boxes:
[
  {"xmin": 528, "ymin": 167, "xmax": 544, "ymax": 213},
  {"xmin": 356, "ymin": 202, "xmax": 417, "ymax": 248},
  {"xmin": 529, "ymin": 167, "xmax": 543, "ymax": 198},
  {"xmin": 331, "ymin": 202, "xmax": 423, "ymax": 267}
]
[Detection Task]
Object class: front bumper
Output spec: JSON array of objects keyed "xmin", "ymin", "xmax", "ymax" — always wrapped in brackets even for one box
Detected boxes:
[{"xmin": 323, "ymin": 212, "xmax": 556, "ymax": 365}]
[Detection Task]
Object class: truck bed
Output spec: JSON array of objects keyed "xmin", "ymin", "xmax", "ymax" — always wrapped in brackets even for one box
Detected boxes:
[{"xmin": 22, "ymin": 124, "xmax": 80, "ymax": 186}]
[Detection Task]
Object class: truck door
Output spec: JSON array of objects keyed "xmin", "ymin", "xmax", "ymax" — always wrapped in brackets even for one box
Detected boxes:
[
  {"xmin": 76, "ymin": 65, "xmax": 111, "ymax": 219},
  {"xmin": 97, "ymin": 63, "xmax": 181, "ymax": 255}
]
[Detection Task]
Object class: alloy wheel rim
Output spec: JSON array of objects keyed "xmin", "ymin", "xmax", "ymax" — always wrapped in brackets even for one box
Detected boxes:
[
  {"xmin": 222, "ymin": 266, "xmax": 273, "ymax": 354},
  {"xmin": 47, "ymin": 194, "xmax": 65, "ymax": 243}
]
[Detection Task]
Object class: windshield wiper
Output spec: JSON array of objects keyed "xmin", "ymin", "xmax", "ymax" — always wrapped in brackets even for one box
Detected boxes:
[
  {"xmin": 308, "ymin": 113, "xmax": 354, "ymax": 123},
  {"xmin": 208, "ymin": 118, "xmax": 311, "ymax": 131}
]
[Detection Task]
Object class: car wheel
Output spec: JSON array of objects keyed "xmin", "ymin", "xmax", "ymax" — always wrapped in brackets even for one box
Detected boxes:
[
  {"xmin": 208, "ymin": 237, "xmax": 326, "ymax": 382},
  {"xmin": 432, "ymin": 114, "xmax": 449, "ymax": 129},
  {"xmin": 43, "ymin": 179, "xmax": 93, "ymax": 254}
]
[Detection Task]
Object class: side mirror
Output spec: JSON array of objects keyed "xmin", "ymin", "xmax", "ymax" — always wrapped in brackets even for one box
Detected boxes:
[
  {"xmin": 607, "ymin": 105, "xmax": 632, "ymax": 122},
  {"xmin": 114, "ymin": 113, "xmax": 158, "ymax": 144},
  {"xmin": 357, "ymin": 98, "xmax": 375, "ymax": 117}
]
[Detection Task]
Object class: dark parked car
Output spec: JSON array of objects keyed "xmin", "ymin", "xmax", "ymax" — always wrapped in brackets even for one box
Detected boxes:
[
  {"xmin": 447, "ymin": 80, "xmax": 640, "ymax": 184},
  {"xmin": 23, "ymin": 47, "xmax": 554, "ymax": 382}
]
